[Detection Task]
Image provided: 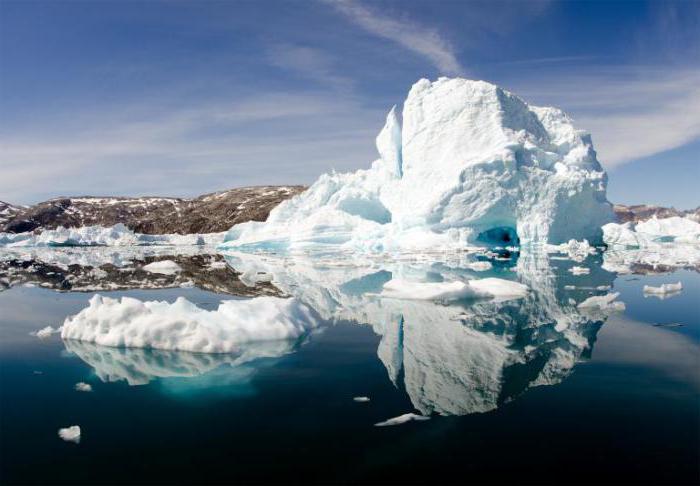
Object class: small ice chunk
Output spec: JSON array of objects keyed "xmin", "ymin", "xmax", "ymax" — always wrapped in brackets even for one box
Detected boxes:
[
  {"xmin": 374, "ymin": 413, "xmax": 430, "ymax": 427},
  {"xmin": 142, "ymin": 260, "xmax": 182, "ymax": 275},
  {"xmin": 353, "ymin": 396, "xmax": 370, "ymax": 403},
  {"xmin": 58, "ymin": 425, "xmax": 81, "ymax": 443},
  {"xmin": 577, "ymin": 292, "xmax": 625, "ymax": 312},
  {"xmin": 643, "ymin": 282, "xmax": 682, "ymax": 295},
  {"xmin": 32, "ymin": 326, "xmax": 60, "ymax": 339},
  {"xmin": 74, "ymin": 382, "xmax": 92, "ymax": 392},
  {"xmin": 568, "ymin": 266, "xmax": 590, "ymax": 275}
]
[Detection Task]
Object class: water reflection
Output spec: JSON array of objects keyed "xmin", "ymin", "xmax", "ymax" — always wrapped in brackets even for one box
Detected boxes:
[
  {"xmin": 64, "ymin": 339, "xmax": 299, "ymax": 386},
  {"xmin": 30, "ymin": 244, "xmax": 696, "ymax": 416}
]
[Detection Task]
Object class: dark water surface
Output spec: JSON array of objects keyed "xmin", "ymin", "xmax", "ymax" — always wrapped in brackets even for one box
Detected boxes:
[{"xmin": 0, "ymin": 250, "xmax": 698, "ymax": 485}]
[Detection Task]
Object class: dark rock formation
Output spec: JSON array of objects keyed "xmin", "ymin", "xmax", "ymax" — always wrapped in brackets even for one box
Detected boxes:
[
  {"xmin": 1, "ymin": 186, "xmax": 305, "ymax": 234},
  {"xmin": 613, "ymin": 204, "xmax": 700, "ymax": 224}
]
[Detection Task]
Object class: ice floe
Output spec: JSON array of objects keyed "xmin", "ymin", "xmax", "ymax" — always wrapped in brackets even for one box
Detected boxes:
[
  {"xmin": 142, "ymin": 260, "xmax": 182, "ymax": 275},
  {"xmin": 643, "ymin": 282, "xmax": 683, "ymax": 299},
  {"xmin": 603, "ymin": 216, "xmax": 700, "ymax": 248},
  {"xmin": 577, "ymin": 292, "xmax": 626, "ymax": 313},
  {"xmin": 61, "ymin": 294, "xmax": 320, "ymax": 353},
  {"xmin": 74, "ymin": 382, "xmax": 93, "ymax": 392}
]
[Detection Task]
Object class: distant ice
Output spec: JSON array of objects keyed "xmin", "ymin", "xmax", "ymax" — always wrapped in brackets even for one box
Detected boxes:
[
  {"xmin": 603, "ymin": 216, "xmax": 700, "ymax": 248},
  {"xmin": 353, "ymin": 396, "xmax": 370, "ymax": 402},
  {"xmin": 643, "ymin": 282, "xmax": 682, "ymax": 299},
  {"xmin": 32, "ymin": 326, "xmax": 61, "ymax": 339},
  {"xmin": 374, "ymin": 413, "xmax": 430, "ymax": 427},
  {"xmin": 58, "ymin": 425, "xmax": 81, "ymax": 443},
  {"xmin": 0, "ymin": 224, "xmax": 225, "ymax": 248},
  {"xmin": 74, "ymin": 382, "xmax": 93, "ymax": 392},
  {"xmin": 142, "ymin": 260, "xmax": 182, "ymax": 275},
  {"xmin": 467, "ymin": 261, "xmax": 492, "ymax": 271}
]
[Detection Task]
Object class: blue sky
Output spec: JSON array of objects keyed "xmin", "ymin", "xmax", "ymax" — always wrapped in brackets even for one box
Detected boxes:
[{"xmin": 1, "ymin": 0, "xmax": 698, "ymax": 208}]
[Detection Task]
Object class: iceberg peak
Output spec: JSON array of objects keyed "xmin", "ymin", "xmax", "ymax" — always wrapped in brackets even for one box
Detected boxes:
[{"xmin": 221, "ymin": 77, "xmax": 614, "ymax": 253}]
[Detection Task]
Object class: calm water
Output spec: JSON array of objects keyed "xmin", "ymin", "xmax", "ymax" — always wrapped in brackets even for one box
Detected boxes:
[{"xmin": 0, "ymin": 248, "xmax": 698, "ymax": 484}]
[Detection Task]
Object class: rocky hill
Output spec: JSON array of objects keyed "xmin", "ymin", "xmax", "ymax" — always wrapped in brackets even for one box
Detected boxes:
[
  {"xmin": 1, "ymin": 186, "xmax": 305, "ymax": 234},
  {"xmin": 613, "ymin": 204, "xmax": 700, "ymax": 224}
]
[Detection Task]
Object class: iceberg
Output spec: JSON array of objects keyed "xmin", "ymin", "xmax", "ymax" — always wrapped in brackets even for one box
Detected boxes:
[
  {"xmin": 0, "ymin": 224, "xmax": 225, "ymax": 247},
  {"xmin": 380, "ymin": 277, "xmax": 527, "ymax": 302},
  {"xmin": 61, "ymin": 294, "xmax": 319, "ymax": 353},
  {"xmin": 220, "ymin": 77, "xmax": 613, "ymax": 253},
  {"xmin": 603, "ymin": 216, "xmax": 700, "ymax": 248}
]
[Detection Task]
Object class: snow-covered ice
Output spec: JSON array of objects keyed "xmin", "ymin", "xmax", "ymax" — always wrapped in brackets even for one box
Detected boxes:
[
  {"xmin": 58, "ymin": 425, "xmax": 81, "ymax": 443},
  {"xmin": 603, "ymin": 216, "xmax": 700, "ymax": 248},
  {"xmin": 643, "ymin": 282, "xmax": 683, "ymax": 299},
  {"xmin": 142, "ymin": 260, "xmax": 182, "ymax": 275},
  {"xmin": 74, "ymin": 382, "xmax": 93, "ymax": 392},
  {"xmin": 353, "ymin": 396, "xmax": 371, "ymax": 403},
  {"xmin": 220, "ymin": 77, "xmax": 613, "ymax": 254},
  {"xmin": 0, "ymin": 224, "xmax": 225, "ymax": 248},
  {"xmin": 577, "ymin": 292, "xmax": 626, "ymax": 312},
  {"xmin": 61, "ymin": 295, "xmax": 319, "ymax": 353},
  {"xmin": 374, "ymin": 413, "xmax": 430, "ymax": 427}
]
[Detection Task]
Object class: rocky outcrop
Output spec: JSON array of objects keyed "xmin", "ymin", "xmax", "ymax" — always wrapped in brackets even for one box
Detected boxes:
[
  {"xmin": 613, "ymin": 204, "xmax": 700, "ymax": 224},
  {"xmin": 1, "ymin": 186, "xmax": 305, "ymax": 234}
]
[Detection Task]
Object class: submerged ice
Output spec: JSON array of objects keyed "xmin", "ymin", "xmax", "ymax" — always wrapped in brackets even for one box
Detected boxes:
[{"xmin": 221, "ymin": 77, "xmax": 613, "ymax": 253}]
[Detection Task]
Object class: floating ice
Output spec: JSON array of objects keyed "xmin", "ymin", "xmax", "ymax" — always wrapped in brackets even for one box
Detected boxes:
[
  {"xmin": 545, "ymin": 239, "xmax": 597, "ymax": 262},
  {"xmin": 374, "ymin": 413, "xmax": 431, "ymax": 427},
  {"xmin": 61, "ymin": 295, "xmax": 319, "ymax": 353},
  {"xmin": 0, "ymin": 224, "xmax": 225, "ymax": 248},
  {"xmin": 643, "ymin": 282, "xmax": 683, "ymax": 299},
  {"xmin": 353, "ymin": 396, "xmax": 371, "ymax": 403},
  {"xmin": 220, "ymin": 77, "xmax": 613, "ymax": 253},
  {"xmin": 577, "ymin": 292, "xmax": 626, "ymax": 312},
  {"xmin": 74, "ymin": 382, "xmax": 93, "ymax": 392},
  {"xmin": 32, "ymin": 325, "xmax": 61, "ymax": 339},
  {"xmin": 142, "ymin": 260, "xmax": 182, "ymax": 275},
  {"xmin": 603, "ymin": 216, "xmax": 700, "ymax": 248},
  {"xmin": 58, "ymin": 425, "xmax": 81, "ymax": 443}
]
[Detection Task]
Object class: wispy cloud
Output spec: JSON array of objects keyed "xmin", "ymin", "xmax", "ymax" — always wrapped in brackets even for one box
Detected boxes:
[
  {"xmin": 324, "ymin": 0, "xmax": 465, "ymax": 75},
  {"xmin": 266, "ymin": 44, "xmax": 355, "ymax": 92},
  {"xmin": 0, "ymin": 92, "xmax": 383, "ymax": 204}
]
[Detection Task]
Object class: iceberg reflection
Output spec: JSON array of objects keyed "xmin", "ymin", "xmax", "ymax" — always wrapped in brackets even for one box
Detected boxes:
[{"xmin": 223, "ymin": 249, "xmax": 618, "ymax": 416}]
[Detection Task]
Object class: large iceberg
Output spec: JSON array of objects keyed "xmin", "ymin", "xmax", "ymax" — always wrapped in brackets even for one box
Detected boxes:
[{"xmin": 220, "ymin": 77, "xmax": 613, "ymax": 252}]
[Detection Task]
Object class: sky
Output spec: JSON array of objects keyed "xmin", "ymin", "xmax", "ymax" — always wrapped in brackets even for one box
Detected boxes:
[{"xmin": 1, "ymin": 0, "xmax": 698, "ymax": 208}]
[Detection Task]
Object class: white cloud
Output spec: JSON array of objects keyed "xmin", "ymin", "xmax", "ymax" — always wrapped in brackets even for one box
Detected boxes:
[{"xmin": 325, "ymin": 0, "xmax": 465, "ymax": 75}]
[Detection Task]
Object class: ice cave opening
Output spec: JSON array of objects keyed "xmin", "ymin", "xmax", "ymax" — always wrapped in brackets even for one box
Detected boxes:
[{"xmin": 476, "ymin": 227, "xmax": 520, "ymax": 246}]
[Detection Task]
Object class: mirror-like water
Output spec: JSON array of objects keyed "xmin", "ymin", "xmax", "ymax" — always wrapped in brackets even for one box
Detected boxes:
[{"xmin": 0, "ymin": 247, "xmax": 698, "ymax": 484}]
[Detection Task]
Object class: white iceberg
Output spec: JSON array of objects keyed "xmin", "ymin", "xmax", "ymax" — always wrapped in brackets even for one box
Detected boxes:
[
  {"xmin": 0, "ymin": 224, "xmax": 225, "ymax": 248},
  {"xmin": 353, "ymin": 396, "xmax": 371, "ymax": 403},
  {"xmin": 220, "ymin": 77, "xmax": 613, "ymax": 253},
  {"xmin": 603, "ymin": 216, "xmax": 700, "ymax": 248},
  {"xmin": 32, "ymin": 325, "xmax": 61, "ymax": 339},
  {"xmin": 58, "ymin": 425, "xmax": 81, "ymax": 443},
  {"xmin": 61, "ymin": 294, "xmax": 319, "ymax": 353}
]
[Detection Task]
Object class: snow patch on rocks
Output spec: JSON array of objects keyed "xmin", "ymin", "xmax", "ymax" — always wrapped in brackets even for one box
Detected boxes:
[{"xmin": 142, "ymin": 260, "xmax": 182, "ymax": 275}]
